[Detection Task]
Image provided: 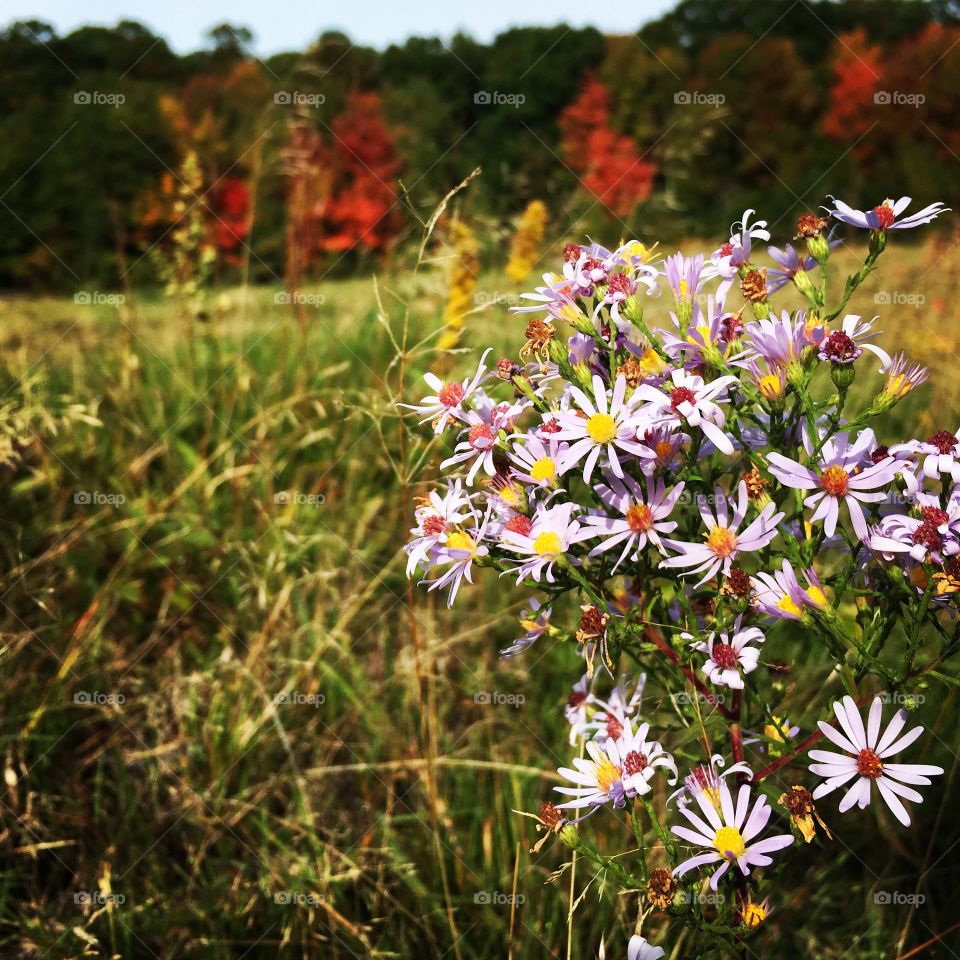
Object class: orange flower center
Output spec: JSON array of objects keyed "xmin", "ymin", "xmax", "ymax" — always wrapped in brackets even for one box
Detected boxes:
[
  {"xmin": 626, "ymin": 503, "xmax": 654, "ymax": 532},
  {"xmin": 820, "ymin": 465, "xmax": 850, "ymax": 497},
  {"xmin": 706, "ymin": 525, "xmax": 738, "ymax": 558},
  {"xmin": 856, "ymin": 748, "xmax": 883, "ymax": 779}
]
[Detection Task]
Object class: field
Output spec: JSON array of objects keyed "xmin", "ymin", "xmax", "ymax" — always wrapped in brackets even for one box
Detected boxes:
[{"xmin": 1, "ymin": 236, "xmax": 959, "ymax": 959}]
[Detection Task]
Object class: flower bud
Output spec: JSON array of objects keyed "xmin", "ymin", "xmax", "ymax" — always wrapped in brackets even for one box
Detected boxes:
[
  {"xmin": 792, "ymin": 267, "xmax": 817, "ymax": 299},
  {"xmin": 868, "ymin": 229, "xmax": 888, "ymax": 257},
  {"xmin": 807, "ymin": 234, "xmax": 830, "ymax": 263},
  {"xmin": 558, "ymin": 823, "xmax": 580, "ymax": 849},
  {"xmin": 830, "ymin": 362, "xmax": 856, "ymax": 391}
]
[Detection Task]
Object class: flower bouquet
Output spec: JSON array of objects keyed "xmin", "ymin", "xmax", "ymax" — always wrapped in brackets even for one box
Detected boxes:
[{"xmin": 401, "ymin": 196, "xmax": 954, "ymax": 956}]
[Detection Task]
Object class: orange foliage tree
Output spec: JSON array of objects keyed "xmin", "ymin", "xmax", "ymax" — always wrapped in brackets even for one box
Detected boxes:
[{"xmin": 559, "ymin": 75, "xmax": 656, "ymax": 219}]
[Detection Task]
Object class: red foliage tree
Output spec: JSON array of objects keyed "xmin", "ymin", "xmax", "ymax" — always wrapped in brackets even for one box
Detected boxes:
[
  {"xmin": 821, "ymin": 29, "xmax": 882, "ymax": 140},
  {"xmin": 320, "ymin": 92, "xmax": 402, "ymax": 253},
  {"xmin": 211, "ymin": 177, "xmax": 251, "ymax": 255},
  {"xmin": 559, "ymin": 75, "xmax": 656, "ymax": 218}
]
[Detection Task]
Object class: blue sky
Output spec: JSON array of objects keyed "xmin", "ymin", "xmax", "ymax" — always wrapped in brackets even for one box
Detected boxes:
[{"xmin": 3, "ymin": 0, "xmax": 677, "ymax": 53}]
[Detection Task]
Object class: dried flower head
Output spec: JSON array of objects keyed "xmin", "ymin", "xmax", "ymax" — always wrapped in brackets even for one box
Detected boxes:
[
  {"xmin": 740, "ymin": 269, "xmax": 768, "ymax": 303},
  {"xmin": 778, "ymin": 785, "xmax": 832, "ymax": 843},
  {"xmin": 794, "ymin": 213, "xmax": 829, "ymax": 239},
  {"xmin": 576, "ymin": 604, "xmax": 610, "ymax": 644},
  {"xmin": 646, "ymin": 868, "xmax": 678, "ymax": 910}
]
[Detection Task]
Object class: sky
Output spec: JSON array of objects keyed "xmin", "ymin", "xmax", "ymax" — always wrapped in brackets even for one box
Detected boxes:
[{"xmin": 2, "ymin": 0, "xmax": 678, "ymax": 53}]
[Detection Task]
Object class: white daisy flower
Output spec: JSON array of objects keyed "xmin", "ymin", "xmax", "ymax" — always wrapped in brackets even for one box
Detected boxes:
[
  {"xmin": 687, "ymin": 618, "xmax": 764, "ymax": 690},
  {"xmin": 399, "ymin": 348, "xmax": 491, "ymax": 433},
  {"xmin": 808, "ymin": 695, "xmax": 944, "ymax": 826},
  {"xmin": 671, "ymin": 779, "xmax": 793, "ymax": 890},
  {"xmin": 552, "ymin": 374, "xmax": 653, "ymax": 483}
]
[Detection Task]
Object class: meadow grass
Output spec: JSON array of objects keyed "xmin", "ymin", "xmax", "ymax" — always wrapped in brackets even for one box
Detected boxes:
[{"xmin": 0, "ymin": 237, "xmax": 958, "ymax": 958}]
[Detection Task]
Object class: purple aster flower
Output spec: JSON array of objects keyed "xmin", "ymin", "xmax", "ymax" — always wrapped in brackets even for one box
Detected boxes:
[
  {"xmin": 555, "ymin": 718, "xmax": 677, "ymax": 811},
  {"xmin": 661, "ymin": 251, "xmax": 705, "ymax": 307},
  {"xmin": 702, "ymin": 209, "xmax": 771, "ymax": 299},
  {"xmin": 766, "ymin": 429, "xmax": 900, "ymax": 541},
  {"xmin": 742, "ymin": 309, "xmax": 823, "ymax": 373},
  {"xmin": 579, "ymin": 475, "xmax": 685, "ymax": 571},
  {"xmin": 869, "ymin": 504, "xmax": 960, "ymax": 565},
  {"xmin": 825, "ymin": 196, "xmax": 949, "ymax": 231},
  {"xmin": 501, "ymin": 501, "xmax": 590, "ymax": 583},
  {"xmin": 499, "ymin": 597, "xmax": 552, "ymax": 658},
  {"xmin": 751, "ymin": 559, "xmax": 828, "ymax": 621},
  {"xmin": 404, "ymin": 479, "xmax": 476, "ymax": 576},
  {"xmin": 817, "ymin": 315, "xmax": 890, "ymax": 368},
  {"xmin": 879, "ymin": 352, "xmax": 929, "ymax": 403},
  {"xmin": 809, "ymin": 695, "xmax": 944, "ymax": 826},
  {"xmin": 440, "ymin": 398, "xmax": 524, "ymax": 485},
  {"xmin": 634, "ymin": 369, "xmax": 739, "ymax": 456},
  {"xmin": 399, "ymin": 348, "xmax": 491, "ymax": 433},
  {"xmin": 567, "ymin": 332, "xmax": 595, "ymax": 367},
  {"xmin": 426, "ymin": 511, "xmax": 493, "ymax": 606},
  {"xmin": 671, "ymin": 779, "xmax": 794, "ymax": 890},
  {"xmin": 766, "ymin": 229, "xmax": 841, "ymax": 293},
  {"xmin": 686, "ymin": 617, "xmax": 764, "ymax": 690},
  {"xmin": 552, "ymin": 374, "xmax": 654, "ymax": 483},
  {"xmin": 508, "ymin": 433, "xmax": 572, "ymax": 488},
  {"xmin": 660, "ymin": 482, "xmax": 784, "ymax": 586}
]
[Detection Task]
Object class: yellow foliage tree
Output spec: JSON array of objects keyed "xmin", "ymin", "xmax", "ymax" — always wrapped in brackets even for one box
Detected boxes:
[{"xmin": 506, "ymin": 200, "xmax": 548, "ymax": 283}]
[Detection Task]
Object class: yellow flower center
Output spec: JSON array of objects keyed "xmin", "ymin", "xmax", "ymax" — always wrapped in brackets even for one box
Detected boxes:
[
  {"xmin": 706, "ymin": 525, "xmax": 738, "ymax": 558},
  {"xmin": 530, "ymin": 457, "xmax": 557, "ymax": 482},
  {"xmin": 805, "ymin": 585, "xmax": 827, "ymax": 608},
  {"xmin": 445, "ymin": 531, "xmax": 476, "ymax": 554},
  {"xmin": 743, "ymin": 902, "xmax": 767, "ymax": 928},
  {"xmin": 595, "ymin": 757, "xmax": 621, "ymax": 795},
  {"xmin": 758, "ymin": 373, "xmax": 783, "ymax": 400},
  {"xmin": 655, "ymin": 440, "xmax": 674, "ymax": 463},
  {"xmin": 533, "ymin": 531, "xmax": 563, "ymax": 557},
  {"xmin": 713, "ymin": 826, "xmax": 746, "ymax": 860},
  {"xmin": 776, "ymin": 595, "xmax": 802, "ymax": 617},
  {"xmin": 586, "ymin": 412, "xmax": 617, "ymax": 444}
]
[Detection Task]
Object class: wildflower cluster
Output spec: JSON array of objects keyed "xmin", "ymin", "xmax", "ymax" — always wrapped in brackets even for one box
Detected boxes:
[{"xmin": 401, "ymin": 197, "xmax": 953, "ymax": 955}]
